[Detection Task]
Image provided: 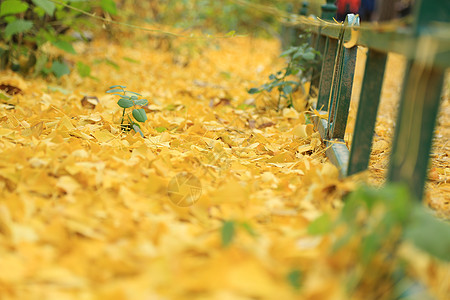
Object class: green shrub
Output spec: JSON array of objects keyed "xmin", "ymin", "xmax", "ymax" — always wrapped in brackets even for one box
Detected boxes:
[{"xmin": 0, "ymin": 0, "xmax": 117, "ymax": 77}]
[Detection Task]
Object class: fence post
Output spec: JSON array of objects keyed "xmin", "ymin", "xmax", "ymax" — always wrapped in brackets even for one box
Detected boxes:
[
  {"xmin": 347, "ymin": 50, "xmax": 387, "ymax": 175},
  {"xmin": 326, "ymin": 15, "xmax": 359, "ymax": 140},
  {"xmin": 321, "ymin": 0, "xmax": 337, "ymax": 20},
  {"xmin": 310, "ymin": 0, "xmax": 337, "ymax": 96},
  {"xmin": 281, "ymin": 3, "xmax": 296, "ymax": 50},
  {"xmin": 387, "ymin": 0, "xmax": 448, "ymax": 200},
  {"xmin": 300, "ymin": 1, "xmax": 308, "ymax": 16}
]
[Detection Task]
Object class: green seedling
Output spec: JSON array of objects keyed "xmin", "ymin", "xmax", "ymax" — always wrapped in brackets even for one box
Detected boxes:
[
  {"xmin": 248, "ymin": 36, "xmax": 320, "ymax": 111},
  {"xmin": 106, "ymin": 85, "xmax": 148, "ymax": 137}
]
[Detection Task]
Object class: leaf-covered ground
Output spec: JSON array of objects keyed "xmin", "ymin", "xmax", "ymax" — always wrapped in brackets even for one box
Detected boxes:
[{"xmin": 0, "ymin": 34, "xmax": 448, "ymax": 299}]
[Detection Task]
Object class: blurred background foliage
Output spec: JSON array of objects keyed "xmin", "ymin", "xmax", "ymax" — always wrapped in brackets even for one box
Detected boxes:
[
  {"xmin": 0, "ymin": 0, "xmax": 329, "ymax": 77},
  {"xmin": 118, "ymin": 0, "xmax": 324, "ymax": 36}
]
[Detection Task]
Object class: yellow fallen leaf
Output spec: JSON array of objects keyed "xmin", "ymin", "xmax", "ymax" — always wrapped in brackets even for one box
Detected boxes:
[{"xmin": 92, "ymin": 129, "xmax": 116, "ymax": 142}]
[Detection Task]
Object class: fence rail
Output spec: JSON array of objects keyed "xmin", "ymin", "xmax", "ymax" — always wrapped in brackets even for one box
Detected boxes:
[{"xmin": 288, "ymin": 0, "xmax": 449, "ymax": 200}]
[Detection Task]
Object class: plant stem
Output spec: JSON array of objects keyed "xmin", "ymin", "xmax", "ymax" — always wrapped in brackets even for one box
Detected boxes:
[{"xmin": 120, "ymin": 108, "xmax": 125, "ymax": 127}]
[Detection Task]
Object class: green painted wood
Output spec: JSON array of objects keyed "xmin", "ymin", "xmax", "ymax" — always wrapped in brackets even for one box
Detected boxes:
[
  {"xmin": 321, "ymin": 0, "xmax": 337, "ymax": 21},
  {"xmin": 310, "ymin": 35, "xmax": 327, "ymax": 96},
  {"xmin": 299, "ymin": 23, "xmax": 450, "ymax": 69},
  {"xmin": 328, "ymin": 45, "xmax": 357, "ymax": 140},
  {"xmin": 304, "ymin": 0, "xmax": 449, "ymax": 202},
  {"xmin": 317, "ymin": 37, "xmax": 338, "ymax": 111},
  {"xmin": 281, "ymin": 3, "xmax": 297, "ymax": 50},
  {"xmin": 413, "ymin": 0, "xmax": 450, "ymax": 32},
  {"xmin": 325, "ymin": 25, "xmax": 345, "ymax": 138},
  {"xmin": 347, "ymin": 50, "xmax": 388, "ymax": 176},
  {"xmin": 387, "ymin": 0, "xmax": 448, "ymax": 200},
  {"xmin": 387, "ymin": 62, "xmax": 444, "ymax": 200},
  {"xmin": 300, "ymin": 1, "xmax": 308, "ymax": 16},
  {"xmin": 310, "ymin": 0, "xmax": 337, "ymax": 97}
]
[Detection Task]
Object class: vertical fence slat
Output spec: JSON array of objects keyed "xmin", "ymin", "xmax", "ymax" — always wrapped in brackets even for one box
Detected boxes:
[
  {"xmin": 325, "ymin": 29, "xmax": 345, "ymax": 139},
  {"xmin": 387, "ymin": 60, "xmax": 444, "ymax": 199},
  {"xmin": 387, "ymin": 0, "xmax": 448, "ymax": 200},
  {"xmin": 311, "ymin": 0, "xmax": 337, "ymax": 97},
  {"xmin": 347, "ymin": 50, "xmax": 387, "ymax": 175},
  {"xmin": 327, "ymin": 45, "xmax": 357, "ymax": 139},
  {"xmin": 310, "ymin": 35, "xmax": 327, "ymax": 96},
  {"xmin": 317, "ymin": 37, "xmax": 338, "ymax": 111}
]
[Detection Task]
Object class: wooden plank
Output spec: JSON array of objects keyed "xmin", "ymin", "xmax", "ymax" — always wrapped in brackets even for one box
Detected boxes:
[
  {"xmin": 328, "ymin": 45, "xmax": 357, "ymax": 139},
  {"xmin": 317, "ymin": 37, "xmax": 338, "ymax": 111},
  {"xmin": 348, "ymin": 50, "xmax": 388, "ymax": 175},
  {"xmin": 388, "ymin": 55, "xmax": 445, "ymax": 200},
  {"xmin": 387, "ymin": 0, "xmax": 448, "ymax": 200},
  {"xmin": 310, "ymin": 35, "xmax": 327, "ymax": 96},
  {"xmin": 298, "ymin": 24, "xmax": 450, "ymax": 68}
]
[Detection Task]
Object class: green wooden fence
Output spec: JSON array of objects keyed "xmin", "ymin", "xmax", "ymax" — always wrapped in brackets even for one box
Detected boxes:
[{"xmin": 290, "ymin": 0, "xmax": 449, "ymax": 201}]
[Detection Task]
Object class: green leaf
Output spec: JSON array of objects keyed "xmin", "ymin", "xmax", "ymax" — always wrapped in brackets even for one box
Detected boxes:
[
  {"xmin": 108, "ymin": 85, "xmax": 126, "ymax": 89},
  {"xmin": 52, "ymin": 40, "xmax": 76, "ymax": 54},
  {"xmin": 225, "ymin": 30, "xmax": 236, "ymax": 37},
  {"xmin": 165, "ymin": 104, "xmax": 176, "ymax": 111},
  {"xmin": 240, "ymin": 222, "xmax": 257, "ymax": 237},
  {"xmin": 107, "ymin": 88, "xmax": 124, "ymax": 94},
  {"xmin": 3, "ymin": 15, "xmax": 16, "ymax": 23},
  {"xmin": 155, "ymin": 126, "xmax": 167, "ymax": 133},
  {"xmin": 404, "ymin": 207, "xmax": 450, "ymax": 262},
  {"xmin": 247, "ymin": 88, "xmax": 260, "ymax": 94},
  {"xmin": 51, "ymin": 61, "xmax": 70, "ymax": 78},
  {"xmin": 361, "ymin": 233, "xmax": 382, "ymax": 264},
  {"xmin": 287, "ymin": 269, "xmax": 302, "ymax": 290},
  {"xmin": 117, "ymin": 99, "xmax": 133, "ymax": 108},
  {"xmin": 0, "ymin": 91, "xmax": 11, "ymax": 101},
  {"xmin": 307, "ymin": 214, "xmax": 332, "ymax": 235},
  {"xmin": 76, "ymin": 61, "xmax": 91, "ymax": 78},
  {"xmin": 132, "ymin": 123, "xmax": 144, "ymax": 137},
  {"xmin": 127, "ymin": 91, "xmax": 142, "ymax": 96},
  {"xmin": 104, "ymin": 59, "xmax": 120, "ymax": 70},
  {"xmin": 101, "ymin": 0, "xmax": 117, "ymax": 15},
  {"xmin": 33, "ymin": 54, "xmax": 48, "ymax": 77},
  {"xmin": 236, "ymin": 103, "xmax": 252, "ymax": 110},
  {"xmin": 302, "ymin": 52, "xmax": 316, "ymax": 61},
  {"xmin": 221, "ymin": 221, "xmax": 235, "ymax": 247},
  {"xmin": 32, "ymin": 0, "xmax": 55, "ymax": 16},
  {"xmin": 5, "ymin": 19, "xmax": 33, "ymax": 38},
  {"xmin": 132, "ymin": 108, "xmax": 147, "ymax": 122},
  {"xmin": 47, "ymin": 86, "xmax": 71, "ymax": 95},
  {"xmin": 134, "ymin": 99, "xmax": 148, "ymax": 106},
  {"xmin": 282, "ymin": 85, "xmax": 293, "ymax": 95},
  {"xmin": 280, "ymin": 47, "xmax": 297, "ymax": 57},
  {"xmin": 122, "ymin": 56, "xmax": 139, "ymax": 64},
  {"xmin": 0, "ymin": 0, "xmax": 29, "ymax": 17}
]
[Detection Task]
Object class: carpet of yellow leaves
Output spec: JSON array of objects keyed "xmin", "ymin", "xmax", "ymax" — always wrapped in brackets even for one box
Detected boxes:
[{"xmin": 0, "ymin": 34, "xmax": 448, "ymax": 299}]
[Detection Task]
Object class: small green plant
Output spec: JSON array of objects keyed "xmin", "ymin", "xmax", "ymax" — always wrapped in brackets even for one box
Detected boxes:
[
  {"xmin": 0, "ymin": 0, "xmax": 117, "ymax": 77},
  {"xmin": 248, "ymin": 37, "xmax": 320, "ymax": 111},
  {"xmin": 106, "ymin": 85, "xmax": 148, "ymax": 137},
  {"xmin": 220, "ymin": 220, "xmax": 257, "ymax": 248}
]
